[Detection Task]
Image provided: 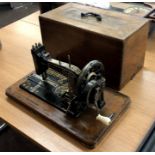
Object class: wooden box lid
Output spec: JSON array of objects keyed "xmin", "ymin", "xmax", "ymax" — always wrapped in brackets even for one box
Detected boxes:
[{"xmin": 40, "ymin": 3, "xmax": 149, "ymax": 40}]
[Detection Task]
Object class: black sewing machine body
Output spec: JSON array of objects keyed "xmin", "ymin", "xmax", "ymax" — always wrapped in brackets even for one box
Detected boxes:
[{"xmin": 20, "ymin": 43, "xmax": 106, "ymax": 117}]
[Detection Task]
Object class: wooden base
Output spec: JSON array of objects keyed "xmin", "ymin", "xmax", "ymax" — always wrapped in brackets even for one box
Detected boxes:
[{"xmin": 6, "ymin": 74, "xmax": 130, "ymax": 148}]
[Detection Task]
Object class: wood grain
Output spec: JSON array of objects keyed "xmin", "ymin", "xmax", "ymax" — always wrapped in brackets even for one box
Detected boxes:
[
  {"xmin": 5, "ymin": 74, "xmax": 130, "ymax": 148},
  {"xmin": 0, "ymin": 8, "xmax": 155, "ymax": 152}
]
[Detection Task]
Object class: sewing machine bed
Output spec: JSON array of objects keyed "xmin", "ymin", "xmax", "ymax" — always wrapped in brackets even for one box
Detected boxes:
[{"xmin": 6, "ymin": 73, "xmax": 130, "ymax": 149}]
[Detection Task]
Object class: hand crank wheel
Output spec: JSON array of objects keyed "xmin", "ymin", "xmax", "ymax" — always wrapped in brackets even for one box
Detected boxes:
[{"xmin": 76, "ymin": 60, "xmax": 104, "ymax": 94}]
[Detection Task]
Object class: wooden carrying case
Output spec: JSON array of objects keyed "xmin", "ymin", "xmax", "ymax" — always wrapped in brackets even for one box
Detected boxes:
[{"xmin": 39, "ymin": 3, "xmax": 149, "ymax": 90}]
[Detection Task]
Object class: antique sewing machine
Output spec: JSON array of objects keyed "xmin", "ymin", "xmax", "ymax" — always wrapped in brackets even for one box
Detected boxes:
[
  {"xmin": 20, "ymin": 43, "xmax": 106, "ymax": 118},
  {"xmin": 6, "ymin": 43, "xmax": 130, "ymax": 148}
]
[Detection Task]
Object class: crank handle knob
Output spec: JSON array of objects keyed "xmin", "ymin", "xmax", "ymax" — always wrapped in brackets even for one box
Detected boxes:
[{"xmin": 96, "ymin": 114, "xmax": 112, "ymax": 126}]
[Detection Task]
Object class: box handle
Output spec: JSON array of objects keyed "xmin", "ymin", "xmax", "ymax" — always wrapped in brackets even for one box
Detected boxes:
[{"xmin": 81, "ymin": 12, "xmax": 102, "ymax": 21}]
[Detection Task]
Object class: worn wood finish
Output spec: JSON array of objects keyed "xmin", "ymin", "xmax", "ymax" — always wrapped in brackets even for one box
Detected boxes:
[
  {"xmin": 6, "ymin": 74, "xmax": 130, "ymax": 148},
  {"xmin": 39, "ymin": 3, "xmax": 149, "ymax": 90}
]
